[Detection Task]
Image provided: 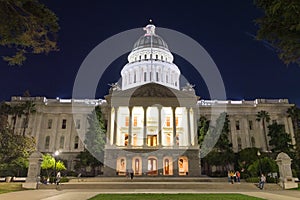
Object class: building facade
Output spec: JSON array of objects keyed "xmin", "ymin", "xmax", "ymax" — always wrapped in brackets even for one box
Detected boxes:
[{"xmin": 6, "ymin": 24, "xmax": 296, "ymax": 176}]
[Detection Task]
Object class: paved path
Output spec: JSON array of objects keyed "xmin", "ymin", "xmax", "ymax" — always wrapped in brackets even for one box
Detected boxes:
[{"xmin": 1, "ymin": 188, "xmax": 300, "ymax": 200}]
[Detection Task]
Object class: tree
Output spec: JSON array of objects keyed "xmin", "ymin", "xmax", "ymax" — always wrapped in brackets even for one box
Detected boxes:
[
  {"xmin": 10, "ymin": 104, "xmax": 24, "ymax": 133},
  {"xmin": 197, "ymin": 115, "xmax": 209, "ymax": 146},
  {"xmin": 41, "ymin": 154, "xmax": 66, "ymax": 179},
  {"xmin": 202, "ymin": 113, "xmax": 235, "ymax": 175},
  {"xmin": 0, "ymin": 0, "xmax": 59, "ymax": 65},
  {"xmin": 254, "ymin": 0, "xmax": 300, "ymax": 65},
  {"xmin": 267, "ymin": 122, "xmax": 293, "ymax": 154},
  {"xmin": 237, "ymin": 147, "xmax": 260, "ymax": 177},
  {"xmin": 256, "ymin": 110, "xmax": 271, "ymax": 151},
  {"xmin": 21, "ymin": 98, "xmax": 36, "ymax": 136},
  {"xmin": 76, "ymin": 106, "xmax": 106, "ymax": 176},
  {"xmin": 287, "ymin": 106, "xmax": 300, "ymax": 158},
  {"xmin": 248, "ymin": 157, "xmax": 278, "ymax": 177},
  {"xmin": 287, "ymin": 105, "xmax": 300, "ymax": 177},
  {"xmin": 0, "ymin": 103, "xmax": 36, "ymax": 176}
]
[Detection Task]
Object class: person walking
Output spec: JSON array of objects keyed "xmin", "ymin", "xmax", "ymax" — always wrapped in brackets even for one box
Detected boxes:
[
  {"xmin": 56, "ymin": 171, "xmax": 61, "ymax": 185},
  {"xmin": 236, "ymin": 171, "xmax": 241, "ymax": 183},
  {"xmin": 230, "ymin": 171, "xmax": 235, "ymax": 184},
  {"xmin": 259, "ymin": 174, "xmax": 266, "ymax": 189}
]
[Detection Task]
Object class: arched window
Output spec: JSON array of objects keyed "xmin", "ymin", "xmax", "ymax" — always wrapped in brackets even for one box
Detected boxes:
[
  {"xmin": 144, "ymin": 54, "xmax": 147, "ymax": 60},
  {"xmin": 59, "ymin": 136, "xmax": 64, "ymax": 149},
  {"xmin": 45, "ymin": 136, "xmax": 50, "ymax": 149},
  {"xmin": 164, "ymin": 159, "xmax": 170, "ymax": 175},
  {"xmin": 135, "ymin": 158, "xmax": 140, "ymax": 175},
  {"xmin": 74, "ymin": 136, "xmax": 79, "ymax": 149},
  {"xmin": 237, "ymin": 137, "xmax": 242, "ymax": 151},
  {"xmin": 147, "ymin": 157, "xmax": 158, "ymax": 175},
  {"xmin": 178, "ymin": 156, "xmax": 189, "ymax": 176},
  {"xmin": 155, "ymin": 54, "xmax": 158, "ymax": 60}
]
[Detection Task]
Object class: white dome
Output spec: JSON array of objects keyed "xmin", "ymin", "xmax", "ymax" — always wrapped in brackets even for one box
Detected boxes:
[{"xmin": 121, "ymin": 24, "xmax": 180, "ymax": 90}]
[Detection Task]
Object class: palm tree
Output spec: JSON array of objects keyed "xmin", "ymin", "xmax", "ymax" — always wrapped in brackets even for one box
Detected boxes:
[
  {"xmin": 256, "ymin": 110, "xmax": 271, "ymax": 151},
  {"xmin": 287, "ymin": 105, "xmax": 300, "ymax": 159}
]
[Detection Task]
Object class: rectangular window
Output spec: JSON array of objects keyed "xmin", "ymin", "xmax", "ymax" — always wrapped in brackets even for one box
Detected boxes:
[
  {"xmin": 176, "ymin": 117, "xmax": 179, "ymax": 127},
  {"xmin": 133, "ymin": 116, "xmax": 137, "ymax": 127},
  {"xmin": 76, "ymin": 119, "xmax": 81, "ymax": 129},
  {"xmin": 272, "ymin": 119, "xmax": 277, "ymax": 124},
  {"xmin": 125, "ymin": 116, "xmax": 129, "ymax": 127},
  {"xmin": 134, "ymin": 72, "xmax": 136, "ymax": 83},
  {"xmin": 235, "ymin": 120, "xmax": 240, "ymax": 130},
  {"xmin": 156, "ymin": 72, "xmax": 159, "ymax": 81},
  {"xmin": 150, "ymin": 72, "xmax": 152, "ymax": 81},
  {"xmin": 47, "ymin": 119, "xmax": 53, "ymax": 129},
  {"xmin": 62, "ymin": 119, "xmax": 67, "ymax": 129},
  {"xmin": 147, "ymin": 135, "xmax": 157, "ymax": 146},
  {"xmin": 249, "ymin": 120, "xmax": 253, "ymax": 130},
  {"xmin": 166, "ymin": 116, "xmax": 171, "ymax": 127},
  {"xmin": 144, "ymin": 72, "xmax": 147, "ymax": 82}
]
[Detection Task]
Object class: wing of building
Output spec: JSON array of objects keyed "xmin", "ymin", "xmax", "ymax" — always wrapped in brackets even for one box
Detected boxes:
[{"xmin": 6, "ymin": 24, "xmax": 295, "ymax": 177}]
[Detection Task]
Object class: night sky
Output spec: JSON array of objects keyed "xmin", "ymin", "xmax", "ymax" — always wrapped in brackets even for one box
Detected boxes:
[{"xmin": 0, "ymin": 0, "xmax": 299, "ymax": 105}]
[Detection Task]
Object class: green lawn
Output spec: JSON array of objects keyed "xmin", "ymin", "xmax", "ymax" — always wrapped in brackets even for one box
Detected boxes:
[
  {"xmin": 89, "ymin": 194, "xmax": 264, "ymax": 200},
  {"xmin": 0, "ymin": 183, "xmax": 24, "ymax": 194}
]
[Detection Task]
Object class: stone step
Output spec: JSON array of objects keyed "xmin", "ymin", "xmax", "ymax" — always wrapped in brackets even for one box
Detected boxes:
[
  {"xmin": 38, "ymin": 182, "xmax": 282, "ymax": 191},
  {"xmin": 68, "ymin": 176, "xmax": 228, "ymax": 183}
]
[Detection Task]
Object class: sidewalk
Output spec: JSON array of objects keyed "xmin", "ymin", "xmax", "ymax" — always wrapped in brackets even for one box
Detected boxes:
[{"xmin": 0, "ymin": 188, "xmax": 299, "ymax": 200}]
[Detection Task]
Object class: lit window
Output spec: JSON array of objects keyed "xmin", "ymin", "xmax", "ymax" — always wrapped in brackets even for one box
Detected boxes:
[
  {"xmin": 62, "ymin": 119, "xmax": 67, "ymax": 129},
  {"xmin": 147, "ymin": 135, "xmax": 157, "ymax": 146},
  {"xmin": 133, "ymin": 116, "xmax": 137, "ymax": 127},
  {"xmin": 166, "ymin": 116, "xmax": 171, "ymax": 127},
  {"xmin": 125, "ymin": 116, "xmax": 129, "ymax": 127},
  {"xmin": 176, "ymin": 117, "xmax": 179, "ymax": 127}
]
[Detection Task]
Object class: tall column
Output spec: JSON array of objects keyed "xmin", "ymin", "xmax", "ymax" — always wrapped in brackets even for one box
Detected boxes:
[
  {"xmin": 128, "ymin": 106, "xmax": 133, "ymax": 147},
  {"xmin": 143, "ymin": 107, "xmax": 147, "ymax": 146},
  {"xmin": 106, "ymin": 107, "xmax": 111, "ymax": 145},
  {"xmin": 192, "ymin": 108, "xmax": 197, "ymax": 146},
  {"xmin": 187, "ymin": 107, "xmax": 191, "ymax": 146},
  {"xmin": 172, "ymin": 107, "xmax": 177, "ymax": 146},
  {"xmin": 158, "ymin": 106, "xmax": 162, "ymax": 146},
  {"xmin": 113, "ymin": 107, "xmax": 118, "ymax": 145}
]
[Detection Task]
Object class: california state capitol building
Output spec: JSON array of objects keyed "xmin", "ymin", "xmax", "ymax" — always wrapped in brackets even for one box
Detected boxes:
[{"xmin": 6, "ymin": 24, "xmax": 296, "ymax": 177}]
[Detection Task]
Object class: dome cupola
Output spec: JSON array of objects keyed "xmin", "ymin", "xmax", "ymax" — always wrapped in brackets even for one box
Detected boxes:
[{"xmin": 121, "ymin": 23, "xmax": 181, "ymax": 90}]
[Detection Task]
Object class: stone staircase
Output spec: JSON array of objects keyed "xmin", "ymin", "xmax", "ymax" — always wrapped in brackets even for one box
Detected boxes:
[{"xmin": 38, "ymin": 177, "xmax": 283, "ymax": 191}]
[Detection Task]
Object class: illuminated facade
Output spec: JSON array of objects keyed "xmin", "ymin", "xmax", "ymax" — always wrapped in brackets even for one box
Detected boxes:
[{"xmin": 6, "ymin": 24, "xmax": 295, "ymax": 176}]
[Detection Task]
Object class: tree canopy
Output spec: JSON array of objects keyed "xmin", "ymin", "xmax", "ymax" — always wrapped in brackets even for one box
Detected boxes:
[
  {"xmin": 75, "ymin": 106, "xmax": 106, "ymax": 176},
  {"xmin": 0, "ymin": 0, "xmax": 59, "ymax": 65},
  {"xmin": 254, "ymin": 0, "xmax": 300, "ymax": 65}
]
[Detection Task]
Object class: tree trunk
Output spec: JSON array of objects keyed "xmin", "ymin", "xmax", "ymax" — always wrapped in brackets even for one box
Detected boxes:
[{"xmin": 262, "ymin": 119, "xmax": 269, "ymax": 151}]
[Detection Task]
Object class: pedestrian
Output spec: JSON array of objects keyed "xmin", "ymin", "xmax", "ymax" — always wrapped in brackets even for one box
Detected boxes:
[
  {"xmin": 259, "ymin": 174, "xmax": 266, "ymax": 190},
  {"xmin": 236, "ymin": 171, "xmax": 241, "ymax": 183},
  {"xmin": 56, "ymin": 171, "xmax": 61, "ymax": 185},
  {"xmin": 130, "ymin": 169, "xmax": 134, "ymax": 180},
  {"xmin": 230, "ymin": 171, "xmax": 234, "ymax": 184},
  {"xmin": 227, "ymin": 171, "xmax": 231, "ymax": 183}
]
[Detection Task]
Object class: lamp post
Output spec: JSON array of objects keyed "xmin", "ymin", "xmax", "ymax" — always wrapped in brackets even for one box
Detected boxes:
[
  {"xmin": 257, "ymin": 150, "xmax": 262, "ymax": 175},
  {"xmin": 53, "ymin": 150, "xmax": 59, "ymax": 183}
]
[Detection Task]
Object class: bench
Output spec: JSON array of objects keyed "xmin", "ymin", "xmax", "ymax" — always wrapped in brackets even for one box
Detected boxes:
[{"xmin": 12, "ymin": 177, "xmax": 26, "ymax": 182}]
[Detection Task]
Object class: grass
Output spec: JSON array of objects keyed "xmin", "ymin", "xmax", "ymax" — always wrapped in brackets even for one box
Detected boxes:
[
  {"xmin": 0, "ymin": 183, "xmax": 24, "ymax": 194},
  {"xmin": 89, "ymin": 194, "xmax": 264, "ymax": 200}
]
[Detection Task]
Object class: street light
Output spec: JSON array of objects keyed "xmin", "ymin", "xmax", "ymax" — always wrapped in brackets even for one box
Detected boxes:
[
  {"xmin": 53, "ymin": 150, "xmax": 59, "ymax": 184},
  {"xmin": 257, "ymin": 150, "xmax": 262, "ymax": 175}
]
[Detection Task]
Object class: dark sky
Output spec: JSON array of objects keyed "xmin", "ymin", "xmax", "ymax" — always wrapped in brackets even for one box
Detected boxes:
[{"xmin": 1, "ymin": 0, "xmax": 299, "ymax": 105}]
